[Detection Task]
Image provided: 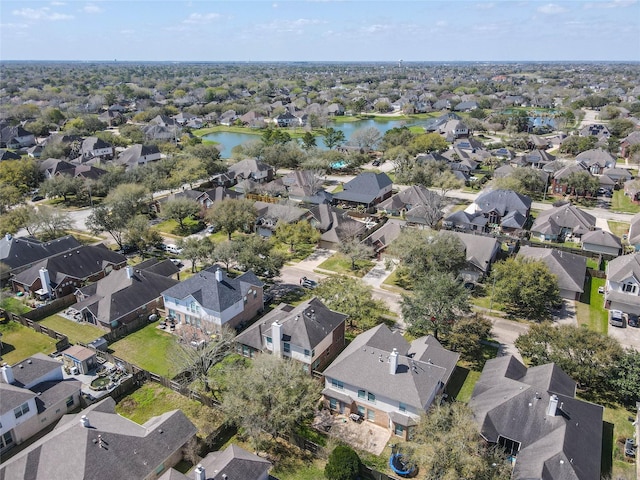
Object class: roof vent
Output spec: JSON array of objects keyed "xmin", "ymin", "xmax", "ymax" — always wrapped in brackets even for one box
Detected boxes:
[
  {"xmin": 27, "ymin": 359, "xmax": 32, "ymax": 364},
  {"xmin": 81, "ymin": 415, "xmax": 91, "ymax": 428}
]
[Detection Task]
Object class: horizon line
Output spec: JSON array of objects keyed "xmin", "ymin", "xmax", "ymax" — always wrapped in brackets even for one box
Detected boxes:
[{"xmin": 2, "ymin": 59, "xmax": 639, "ymax": 64}]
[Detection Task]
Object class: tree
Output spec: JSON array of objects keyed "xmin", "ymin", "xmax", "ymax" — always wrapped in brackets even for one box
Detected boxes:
[
  {"xmin": 0, "ymin": 184, "xmax": 22, "ymax": 213},
  {"xmin": 87, "ymin": 204, "xmax": 131, "ymax": 249},
  {"xmin": 178, "ymin": 237, "xmax": 214, "ymax": 273},
  {"xmin": 0, "ymin": 205, "xmax": 36, "ymax": 235},
  {"xmin": 0, "ymin": 159, "xmax": 40, "ymax": 193},
  {"xmin": 338, "ymin": 238, "xmax": 374, "ymax": 270},
  {"xmin": 409, "ymin": 133, "xmax": 449, "ymax": 155},
  {"xmin": 381, "ymin": 126, "xmax": 414, "ymax": 151},
  {"xmin": 315, "ymin": 275, "xmax": 388, "ymax": 332},
  {"xmin": 564, "ymin": 170, "xmax": 599, "ymax": 198},
  {"xmin": 349, "ymin": 126, "xmax": 382, "ymax": 151},
  {"xmin": 123, "ymin": 215, "xmax": 162, "ymax": 254},
  {"xmin": 559, "ymin": 136, "xmax": 597, "ymax": 155},
  {"xmin": 432, "ymin": 169, "xmax": 464, "ymax": 196},
  {"xmin": 322, "ymin": 127, "xmax": 346, "ymax": 150},
  {"xmin": 491, "ymin": 257, "xmax": 561, "ymax": 321},
  {"xmin": 31, "ymin": 206, "xmax": 73, "ymax": 240},
  {"xmin": 274, "ymin": 220, "xmax": 319, "ymax": 252},
  {"xmin": 412, "ymin": 401, "xmax": 510, "ymax": 480},
  {"xmin": 235, "ymin": 235, "xmax": 285, "ymax": 277},
  {"xmin": 516, "ymin": 324, "xmax": 624, "ymax": 394},
  {"xmin": 206, "ymin": 199, "xmax": 257, "ymax": 240},
  {"xmin": 492, "ymin": 168, "xmax": 546, "ymax": 196},
  {"xmin": 162, "ymin": 198, "xmax": 200, "ymax": 232},
  {"xmin": 211, "ymin": 240, "xmax": 239, "ymax": 272},
  {"xmin": 173, "ymin": 327, "xmax": 236, "ymax": 398},
  {"xmin": 447, "ymin": 316, "xmax": 493, "ymax": 363},
  {"xmin": 611, "ymin": 349, "xmax": 640, "ymax": 407},
  {"xmin": 301, "ymin": 131, "xmax": 317, "ymax": 151},
  {"xmin": 388, "ymin": 229, "xmax": 467, "ymax": 282},
  {"xmin": 350, "ymin": 97, "xmax": 368, "ymax": 114},
  {"xmin": 508, "ymin": 110, "xmax": 530, "ymax": 133},
  {"xmin": 41, "ymin": 176, "xmax": 84, "ymax": 203},
  {"xmin": 221, "ymin": 354, "xmax": 322, "ymax": 450},
  {"xmin": 401, "ymin": 272, "xmax": 470, "ymax": 339},
  {"xmin": 105, "ymin": 183, "xmax": 149, "ymax": 214},
  {"xmin": 325, "ymin": 445, "xmax": 361, "ymax": 480}
]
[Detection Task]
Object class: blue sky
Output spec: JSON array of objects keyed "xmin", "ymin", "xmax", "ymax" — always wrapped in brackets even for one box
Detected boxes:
[{"xmin": 1, "ymin": 0, "xmax": 639, "ymax": 61}]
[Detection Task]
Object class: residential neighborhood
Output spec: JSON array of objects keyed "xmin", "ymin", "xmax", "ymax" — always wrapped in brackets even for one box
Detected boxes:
[{"xmin": 1, "ymin": 60, "xmax": 640, "ymax": 480}]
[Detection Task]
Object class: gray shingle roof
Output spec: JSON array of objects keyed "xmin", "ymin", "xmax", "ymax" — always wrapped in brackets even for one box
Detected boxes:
[
  {"xmin": 0, "ymin": 234, "xmax": 82, "ymax": 271},
  {"xmin": 473, "ymin": 189, "xmax": 531, "ymax": 217},
  {"xmin": 10, "ymin": 353, "xmax": 64, "ymax": 389},
  {"xmin": 531, "ymin": 204, "xmax": 596, "ymax": 237},
  {"xmin": 469, "ymin": 356, "xmax": 603, "ymax": 480},
  {"xmin": 518, "ymin": 246, "xmax": 587, "ymax": 295},
  {"xmin": 581, "ymin": 229, "xmax": 622, "ymax": 250},
  {"xmin": 236, "ymin": 297, "xmax": 347, "ymax": 351},
  {"xmin": 161, "ymin": 266, "xmax": 263, "ymax": 314},
  {"xmin": 323, "ymin": 325, "xmax": 458, "ymax": 410},
  {"xmin": 333, "ymin": 172, "xmax": 392, "ymax": 205},
  {"xmin": 198, "ymin": 444, "xmax": 272, "ymax": 480},
  {"xmin": 0, "ymin": 397, "xmax": 197, "ymax": 480}
]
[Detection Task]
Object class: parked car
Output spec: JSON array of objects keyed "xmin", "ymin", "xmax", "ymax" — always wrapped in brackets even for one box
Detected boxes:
[
  {"xmin": 165, "ymin": 244, "xmax": 183, "ymax": 255},
  {"xmin": 628, "ymin": 314, "xmax": 639, "ymax": 328},
  {"xmin": 301, "ymin": 277, "xmax": 317, "ymax": 289},
  {"xmin": 372, "ymin": 159, "xmax": 381, "ymax": 167},
  {"xmin": 624, "ymin": 438, "xmax": 636, "ymax": 457},
  {"xmin": 609, "ymin": 309, "xmax": 627, "ymax": 328}
]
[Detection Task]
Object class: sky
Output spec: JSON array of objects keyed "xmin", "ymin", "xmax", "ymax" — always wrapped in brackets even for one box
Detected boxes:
[{"xmin": 1, "ymin": 0, "xmax": 639, "ymax": 62}]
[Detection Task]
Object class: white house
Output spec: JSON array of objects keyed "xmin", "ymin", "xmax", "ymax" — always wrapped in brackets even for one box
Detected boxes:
[{"xmin": 604, "ymin": 252, "xmax": 640, "ymax": 313}]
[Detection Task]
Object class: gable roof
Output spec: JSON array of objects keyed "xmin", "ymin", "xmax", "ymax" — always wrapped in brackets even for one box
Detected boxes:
[
  {"xmin": 377, "ymin": 185, "xmax": 439, "ymax": 213},
  {"xmin": 469, "ymin": 356, "xmax": 603, "ymax": 480},
  {"xmin": 228, "ymin": 158, "xmax": 273, "ymax": 179},
  {"xmin": 451, "ymin": 231, "xmax": 500, "ymax": 273},
  {"xmin": 606, "ymin": 252, "xmax": 640, "ymax": 283},
  {"xmin": 236, "ymin": 297, "xmax": 347, "ymax": 351},
  {"xmin": 518, "ymin": 246, "xmax": 587, "ymax": 294},
  {"xmin": 581, "ymin": 229, "xmax": 622, "ymax": 250},
  {"xmin": 323, "ymin": 324, "xmax": 459, "ymax": 410},
  {"xmin": 161, "ymin": 266, "xmax": 263, "ymax": 314},
  {"xmin": 628, "ymin": 212, "xmax": 640, "ymax": 245},
  {"xmin": 472, "ymin": 189, "xmax": 531, "ymax": 216},
  {"xmin": 333, "ymin": 172, "xmax": 393, "ymax": 205},
  {"xmin": 0, "ymin": 397, "xmax": 197, "ymax": 480},
  {"xmin": 0, "ymin": 234, "xmax": 82, "ymax": 271},
  {"xmin": 531, "ymin": 204, "xmax": 596, "ymax": 237},
  {"xmin": 8, "ymin": 352, "xmax": 63, "ymax": 389}
]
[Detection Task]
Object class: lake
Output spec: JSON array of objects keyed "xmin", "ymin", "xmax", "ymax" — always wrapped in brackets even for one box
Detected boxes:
[{"xmin": 203, "ymin": 118, "xmax": 428, "ymax": 158}]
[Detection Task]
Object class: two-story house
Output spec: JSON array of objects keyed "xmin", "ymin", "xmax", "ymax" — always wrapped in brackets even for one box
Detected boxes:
[
  {"xmin": 235, "ymin": 297, "xmax": 347, "ymax": 374},
  {"xmin": 80, "ymin": 136, "xmax": 114, "ymax": 163},
  {"xmin": 333, "ymin": 172, "xmax": 393, "ymax": 211},
  {"xmin": 161, "ymin": 266, "xmax": 263, "ymax": 333},
  {"xmin": 530, "ymin": 203, "xmax": 596, "ymax": 242},
  {"xmin": 322, "ymin": 324, "xmax": 459, "ymax": 441},
  {"xmin": 0, "ymin": 354, "xmax": 81, "ymax": 454},
  {"xmin": 604, "ymin": 252, "xmax": 640, "ymax": 313}
]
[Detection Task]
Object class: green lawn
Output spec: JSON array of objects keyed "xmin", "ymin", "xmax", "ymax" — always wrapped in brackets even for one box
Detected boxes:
[
  {"xmin": 115, "ymin": 382, "xmax": 224, "ymax": 439},
  {"xmin": 0, "ymin": 296, "xmax": 32, "ymax": 315},
  {"xmin": 611, "ymin": 190, "xmax": 640, "ymax": 214},
  {"xmin": 39, "ymin": 314, "xmax": 104, "ymax": 345},
  {"xmin": 576, "ymin": 276, "xmax": 608, "ymax": 334},
  {"xmin": 109, "ymin": 323, "xmax": 181, "ymax": 377},
  {"xmin": 152, "ymin": 217, "xmax": 204, "ymax": 237},
  {"xmin": 0, "ymin": 321, "xmax": 58, "ymax": 364},
  {"xmin": 447, "ymin": 366, "xmax": 481, "ymax": 403},
  {"xmin": 608, "ymin": 221, "xmax": 630, "ymax": 239},
  {"xmin": 601, "ymin": 403, "xmax": 638, "ymax": 479},
  {"xmin": 316, "ymin": 253, "xmax": 374, "ymax": 277}
]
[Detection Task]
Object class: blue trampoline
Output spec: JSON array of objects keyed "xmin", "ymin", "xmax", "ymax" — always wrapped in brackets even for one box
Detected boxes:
[{"xmin": 389, "ymin": 453, "xmax": 416, "ymax": 477}]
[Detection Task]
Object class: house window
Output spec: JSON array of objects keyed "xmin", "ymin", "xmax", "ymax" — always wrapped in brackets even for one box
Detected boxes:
[
  {"xmin": 313, "ymin": 359, "xmax": 321, "ymax": 370},
  {"xmin": 266, "ymin": 336, "xmax": 272, "ymax": 344},
  {"xmin": 0, "ymin": 432, "xmax": 13, "ymax": 450},
  {"xmin": 311, "ymin": 349, "xmax": 315, "ymax": 357},
  {"xmin": 367, "ymin": 409, "xmax": 375, "ymax": 421},
  {"xmin": 394, "ymin": 424, "xmax": 405, "ymax": 437},
  {"xmin": 367, "ymin": 392, "xmax": 376, "ymax": 403},
  {"xmin": 283, "ymin": 343, "xmax": 290, "ymax": 353},
  {"xmin": 399, "ymin": 402, "xmax": 407, "ymax": 412},
  {"xmin": 331, "ymin": 379, "xmax": 344, "ymax": 390},
  {"xmin": 357, "ymin": 405, "xmax": 365, "ymax": 416},
  {"xmin": 302, "ymin": 364, "xmax": 309, "ymax": 373},
  {"xmin": 304, "ymin": 349, "xmax": 310, "ymax": 357},
  {"xmin": 623, "ymin": 283, "xmax": 637, "ymax": 293},
  {"xmin": 66, "ymin": 396, "xmax": 74, "ymax": 407},
  {"xmin": 358, "ymin": 390, "xmax": 366, "ymax": 399},
  {"xmin": 14, "ymin": 402, "xmax": 29, "ymax": 419},
  {"xmin": 329, "ymin": 398, "xmax": 337, "ymax": 410}
]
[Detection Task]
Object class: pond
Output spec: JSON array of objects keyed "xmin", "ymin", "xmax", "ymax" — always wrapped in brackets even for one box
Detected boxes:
[{"xmin": 203, "ymin": 117, "xmax": 428, "ymax": 158}]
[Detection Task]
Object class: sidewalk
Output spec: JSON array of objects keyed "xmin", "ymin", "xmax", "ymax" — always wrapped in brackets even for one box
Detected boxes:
[{"xmin": 361, "ymin": 259, "xmax": 395, "ymax": 289}]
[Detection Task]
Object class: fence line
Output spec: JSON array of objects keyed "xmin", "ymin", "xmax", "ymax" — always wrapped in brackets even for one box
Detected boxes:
[
  {"xmin": 2, "ymin": 309, "xmax": 70, "ymax": 352},
  {"xmin": 22, "ymin": 294, "xmax": 77, "ymax": 320}
]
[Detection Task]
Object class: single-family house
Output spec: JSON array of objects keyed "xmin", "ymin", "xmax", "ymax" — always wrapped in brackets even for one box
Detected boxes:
[
  {"xmin": 80, "ymin": 137, "xmax": 114, "ymax": 163},
  {"xmin": 0, "ymin": 396, "xmax": 197, "ymax": 480},
  {"xmin": 602, "ymin": 167, "xmax": 632, "ymax": 184},
  {"xmin": 620, "ymin": 131, "xmax": 640, "ymax": 158},
  {"xmin": 73, "ymin": 264, "xmax": 178, "ymax": 330},
  {"xmin": 517, "ymin": 246, "xmax": 587, "ymax": 300},
  {"xmin": 377, "ymin": 185, "xmax": 442, "ymax": 226},
  {"xmin": 0, "ymin": 149, "xmax": 21, "ymax": 161},
  {"xmin": 162, "ymin": 266, "xmax": 264, "ymax": 333},
  {"xmin": 115, "ymin": 144, "xmax": 162, "ymax": 170},
  {"xmin": 438, "ymin": 119, "xmax": 469, "ymax": 141},
  {"xmin": 363, "ymin": 219, "xmax": 403, "ymax": 254},
  {"xmin": 39, "ymin": 158, "xmax": 76, "ymax": 179},
  {"xmin": 274, "ymin": 110, "xmax": 299, "ymax": 127},
  {"xmin": 254, "ymin": 201, "xmax": 309, "ymax": 237},
  {"xmin": 469, "ymin": 355, "xmax": 603, "ymax": 480},
  {"xmin": 226, "ymin": 158, "xmax": 274, "ymax": 184},
  {"xmin": 98, "ymin": 110, "xmax": 123, "ymax": 127},
  {"xmin": 530, "ymin": 203, "xmax": 596, "ymax": 242},
  {"xmin": 143, "ymin": 124, "xmax": 181, "ymax": 142},
  {"xmin": 0, "ymin": 233, "xmax": 81, "ymax": 281},
  {"xmin": 309, "ymin": 204, "xmax": 367, "ymax": 250},
  {"xmin": 24, "ymin": 145, "xmax": 42, "ymax": 158},
  {"xmin": 235, "ymin": 297, "xmax": 347, "ymax": 374},
  {"xmin": 333, "ymin": 172, "xmax": 393, "ymax": 210},
  {"xmin": 0, "ymin": 125, "xmax": 36, "ymax": 149},
  {"xmin": 160, "ymin": 444, "xmax": 272, "ymax": 480},
  {"xmin": 581, "ymin": 229, "xmax": 622, "ymax": 257},
  {"xmin": 452, "ymin": 231, "xmax": 501, "ymax": 283},
  {"xmin": 0, "ymin": 355, "xmax": 81, "ymax": 455},
  {"xmin": 628, "ymin": 212, "xmax": 640, "ymax": 250},
  {"xmin": 11, "ymin": 245, "xmax": 127, "ymax": 299},
  {"xmin": 579, "ymin": 123, "xmax": 611, "ymax": 140},
  {"xmin": 551, "ymin": 163, "xmax": 589, "ymax": 195},
  {"xmin": 604, "ymin": 252, "xmax": 640, "ymax": 313},
  {"xmin": 576, "ymin": 148, "xmax": 616, "ymax": 175},
  {"xmin": 149, "ymin": 114, "xmax": 177, "ymax": 127},
  {"xmin": 322, "ymin": 324, "xmax": 459, "ymax": 441},
  {"xmin": 282, "ymin": 170, "xmax": 332, "ymax": 204},
  {"xmin": 516, "ymin": 149, "xmax": 555, "ymax": 169}
]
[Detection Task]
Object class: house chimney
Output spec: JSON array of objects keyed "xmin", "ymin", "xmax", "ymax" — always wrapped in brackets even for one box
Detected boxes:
[
  {"xmin": 389, "ymin": 348, "xmax": 398, "ymax": 375},
  {"xmin": 39, "ymin": 267, "xmax": 52, "ymax": 298},
  {"xmin": 547, "ymin": 394, "xmax": 559, "ymax": 416},
  {"xmin": 215, "ymin": 268, "xmax": 223, "ymax": 282},
  {"xmin": 1, "ymin": 363, "xmax": 15, "ymax": 384},
  {"xmin": 80, "ymin": 415, "xmax": 90, "ymax": 428},
  {"xmin": 125, "ymin": 265, "xmax": 134, "ymax": 279},
  {"xmin": 272, "ymin": 321, "xmax": 282, "ymax": 356},
  {"xmin": 194, "ymin": 464, "xmax": 206, "ymax": 480}
]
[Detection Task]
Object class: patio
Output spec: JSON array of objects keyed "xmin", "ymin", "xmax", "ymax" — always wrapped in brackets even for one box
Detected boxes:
[{"xmin": 313, "ymin": 410, "xmax": 391, "ymax": 455}]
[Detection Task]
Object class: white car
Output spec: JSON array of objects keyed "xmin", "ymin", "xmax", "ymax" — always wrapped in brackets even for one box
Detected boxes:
[{"xmin": 165, "ymin": 244, "xmax": 183, "ymax": 255}]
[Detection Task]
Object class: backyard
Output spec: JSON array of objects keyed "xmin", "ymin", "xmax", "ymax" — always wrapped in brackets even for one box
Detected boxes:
[
  {"xmin": 39, "ymin": 314, "xmax": 104, "ymax": 345},
  {"xmin": 0, "ymin": 321, "xmax": 58, "ymax": 364},
  {"xmin": 109, "ymin": 323, "xmax": 181, "ymax": 377},
  {"xmin": 576, "ymin": 276, "xmax": 608, "ymax": 334},
  {"xmin": 611, "ymin": 190, "xmax": 640, "ymax": 214}
]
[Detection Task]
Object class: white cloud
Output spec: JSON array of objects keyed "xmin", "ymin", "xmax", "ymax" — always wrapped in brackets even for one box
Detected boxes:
[
  {"xmin": 83, "ymin": 4, "xmax": 104, "ymax": 14},
  {"xmin": 182, "ymin": 12, "xmax": 221, "ymax": 24},
  {"xmin": 475, "ymin": 2, "xmax": 495, "ymax": 10},
  {"xmin": 0, "ymin": 22, "xmax": 28, "ymax": 30},
  {"xmin": 12, "ymin": 7, "xmax": 74, "ymax": 21},
  {"xmin": 584, "ymin": 0, "xmax": 637, "ymax": 8},
  {"xmin": 255, "ymin": 18, "xmax": 325, "ymax": 34},
  {"xmin": 537, "ymin": 3, "xmax": 568, "ymax": 14},
  {"xmin": 435, "ymin": 20, "xmax": 448, "ymax": 27},
  {"xmin": 50, "ymin": 1, "xmax": 66, "ymax": 5},
  {"xmin": 273, "ymin": 2, "xmax": 279, "ymax": 7}
]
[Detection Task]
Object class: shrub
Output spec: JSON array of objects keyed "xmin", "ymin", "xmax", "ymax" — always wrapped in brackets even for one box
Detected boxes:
[{"xmin": 325, "ymin": 444, "xmax": 361, "ymax": 480}]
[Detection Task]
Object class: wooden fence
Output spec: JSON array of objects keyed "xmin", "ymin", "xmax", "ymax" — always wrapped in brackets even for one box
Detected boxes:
[
  {"xmin": 22, "ymin": 294, "xmax": 76, "ymax": 320},
  {"xmin": 2, "ymin": 310, "xmax": 70, "ymax": 352}
]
